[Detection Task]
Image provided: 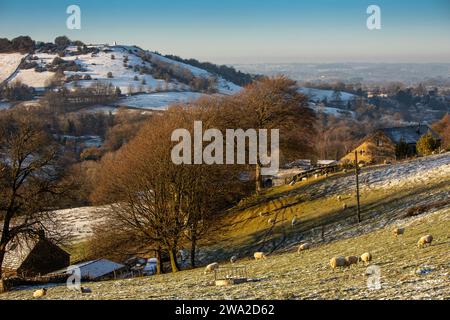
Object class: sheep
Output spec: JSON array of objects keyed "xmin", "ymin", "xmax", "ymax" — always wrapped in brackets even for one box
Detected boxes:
[
  {"xmin": 297, "ymin": 243, "xmax": 311, "ymax": 253},
  {"xmin": 204, "ymin": 262, "xmax": 219, "ymax": 274},
  {"xmin": 342, "ymin": 203, "xmax": 348, "ymax": 210},
  {"xmin": 330, "ymin": 256, "xmax": 347, "ymax": 269},
  {"xmin": 230, "ymin": 256, "xmax": 238, "ymax": 264},
  {"xmin": 359, "ymin": 252, "xmax": 372, "ymax": 264},
  {"xmin": 345, "ymin": 256, "xmax": 359, "ymax": 267},
  {"xmin": 291, "ymin": 217, "xmax": 298, "ymax": 226},
  {"xmin": 268, "ymin": 218, "xmax": 276, "ymax": 225},
  {"xmin": 33, "ymin": 288, "xmax": 47, "ymax": 298},
  {"xmin": 254, "ymin": 252, "xmax": 267, "ymax": 260},
  {"xmin": 337, "ymin": 195, "xmax": 342, "ymax": 201},
  {"xmin": 392, "ymin": 227, "xmax": 405, "ymax": 236},
  {"xmin": 417, "ymin": 235, "xmax": 433, "ymax": 248}
]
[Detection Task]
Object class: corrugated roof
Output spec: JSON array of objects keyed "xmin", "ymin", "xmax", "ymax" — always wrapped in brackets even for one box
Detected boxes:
[
  {"xmin": 381, "ymin": 125, "xmax": 440, "ymax": 144},
  {"xmin": 53, "ymin": 259, "xmax": 125, "ymax": 279}
]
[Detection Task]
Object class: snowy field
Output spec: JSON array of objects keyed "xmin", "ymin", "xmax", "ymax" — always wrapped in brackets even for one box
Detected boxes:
[
  {"xmin": 114, "ymin": 92, "xmax": 205, "ymax": 110},
  {"xmin": 11, "ymin": 68, "xmax": 55, "ymax": 89},
  {"xmin": 312, "ymin": 153, "xmax": 450, "ymax": 199},
  {"xmin": 50, "ymin": 206, "xmax": 111, "ymax": 244},
  {"xmin": 299, "ymin": 87, "xmax": 356, "ymax": 102},
  {"xmin": 0, "ymin": 53, "xmax": 25, "ymax": 83},
  {"xmin": 309, "ymin": 104, "xmax": 355, "ymax": 118}
]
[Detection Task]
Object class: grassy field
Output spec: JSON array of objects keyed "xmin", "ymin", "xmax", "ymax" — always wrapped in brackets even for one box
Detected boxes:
[
  {"xmin": 1, "ymin": 154, "xmax": 448, "ymax": 300},
  {"xmin": 1, "ymin": 207, "xmax": 448, "ymax": 300}
]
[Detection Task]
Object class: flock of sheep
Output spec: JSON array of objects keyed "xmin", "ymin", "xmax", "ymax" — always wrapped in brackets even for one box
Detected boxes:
[
  {"xmin": 32, "ymin": 226, "xmax": 435, "ymax": 298},
  {"xmin": 203, "ymin": 227, "xmax": 435, "ymax": 275}
]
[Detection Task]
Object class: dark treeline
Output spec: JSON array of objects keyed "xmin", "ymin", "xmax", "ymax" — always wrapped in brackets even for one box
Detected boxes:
[
  {"xmin": 0, "ymin": 36, "xmax": 35, "ymax": 53},
  {"xmin": 164, "ymin": 54, "xmax": 258, "ymax": 86}
]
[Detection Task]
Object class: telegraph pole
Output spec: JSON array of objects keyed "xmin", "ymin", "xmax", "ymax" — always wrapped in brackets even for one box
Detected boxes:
[{"xmin": 355, "ymin": 150, "xmax": 362, "ymax": 223}]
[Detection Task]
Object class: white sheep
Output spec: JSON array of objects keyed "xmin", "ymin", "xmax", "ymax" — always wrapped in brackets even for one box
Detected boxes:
[
  {"xmin": 417, "ymin": 235, "xmax": 433, "ymax": 248},
  {"xmin": 342, "ymin": 203, "xmax": 348, "ymax": 210},
  {"xmin": 359, "ymin": 252, "xmax": 372, "ymax": 264},
  {"xmin": 204, "ymin": 262, "xmax": 219, "ymax": 274},
  {"xmin": 230, "ymin": 256, "xmax": 238, "ymax": 264},
  {"xmin": 268, "ymin": 218, "xmax": 276, "ymax": 225},
  {"xmin": 297, "ymin": 243, "xmax": 311, "ymax": 253},
  {"xmin": 33, "ymin": 288, "xmax": 47, "ymax": 298},
  {"xmin": 254, "ymin": 252, "xmax": 267, "ymax": 260},
  {"xmin": 330, "ymin": 256, "xmax": 347, "ymax": 269},
  {"xmin": 337, "ymin": 195, "xmax": 342, "ymax": 201},
  {"xmin": 291, "ymin": 217, "xmax": 298, "ymax": 226}
]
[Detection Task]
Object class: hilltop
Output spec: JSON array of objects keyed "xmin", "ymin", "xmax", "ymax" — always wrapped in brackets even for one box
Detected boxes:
[{"xmin": 0, "ymin": 39, "xmax": 248, "ymax": 112}]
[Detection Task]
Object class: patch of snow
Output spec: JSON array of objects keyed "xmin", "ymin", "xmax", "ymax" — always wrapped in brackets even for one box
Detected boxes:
[
  {"xmin": 114, "ymin": 92, "xmax": 205, "ymax": 110},
  {"xmin": 0, "ymin": 53, "xmax": 25, "ymax": 83},
  {"xmin": 0, "ymin": 101, "xmax": 11, "ymax": 110},
  {"xmin": 11, "ymin": 68, "xmax": 55, "ymax": 89},
  {"xmin": 299, "ymin": 87, "xmax": 356, "ymax": 102}
]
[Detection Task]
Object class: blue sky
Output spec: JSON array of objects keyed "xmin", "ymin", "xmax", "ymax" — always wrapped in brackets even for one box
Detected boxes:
[{"xmin": 0, "ymin": 0, "xmax": 449, "ymax": 63}]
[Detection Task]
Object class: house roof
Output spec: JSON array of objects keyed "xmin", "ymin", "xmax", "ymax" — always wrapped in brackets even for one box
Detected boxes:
[{"xmin": 380, "ymin": 125, "xmax": 440, "ymax": 145}]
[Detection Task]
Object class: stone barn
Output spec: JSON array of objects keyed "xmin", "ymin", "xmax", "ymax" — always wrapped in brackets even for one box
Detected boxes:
[
  {"xmin": 340, "ymin": 125, "xmax": 441, "ymax": 164},
  {"xmin": 3, "ymin": 235, "xmax": 70, "ymax": 277}
]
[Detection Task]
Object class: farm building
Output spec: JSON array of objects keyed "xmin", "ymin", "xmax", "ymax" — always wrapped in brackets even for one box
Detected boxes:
[
  {"xmin": 53, "ymin": 259, "xmax": 126, "ymax": 281},
  {"xmin": 340, "ymin": 125, "xmax": 441, "ymax": 164},
  {"xmin": 3, "ymin": 235, "xmax": 70, "ymax": 277}
]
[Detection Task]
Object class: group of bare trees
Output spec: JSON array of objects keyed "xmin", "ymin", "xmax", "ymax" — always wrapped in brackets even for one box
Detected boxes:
[
  {"xmin": 90, "ymin": 104, "xmax": 248, "ymax": 272},
  {"xmin": 43, "ymin": 82, "xmax": 120, "ymax": 113},
  {"xmin": 88, "ymin": 76, "xmax": 316, "ymax": 273}
]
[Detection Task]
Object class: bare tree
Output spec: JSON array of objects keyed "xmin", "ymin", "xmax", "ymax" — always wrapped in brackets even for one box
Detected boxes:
[
  {"xmin": 0, "ymin": 112, "xmax": 68, "ymax": 292},
  {"xmin": 230, "ymin": 76, "xmax": 316, "ymax": 193}
]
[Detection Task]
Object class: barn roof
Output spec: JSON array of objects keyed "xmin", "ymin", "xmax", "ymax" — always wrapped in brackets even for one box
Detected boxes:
[
  {"xmin": 3, "ymin": 236, "xmax": 40, "ymax": 270},
  {"xmin": 53, "ymin": 259, "xmax": 125, "ymax": 279},
  {"xmin": 380, "ymin": 125, "xmax": 440, "ymax": 145},
  {"xmin": 3, "ymin": 235, "xmax": 68, "ymax": 271}
]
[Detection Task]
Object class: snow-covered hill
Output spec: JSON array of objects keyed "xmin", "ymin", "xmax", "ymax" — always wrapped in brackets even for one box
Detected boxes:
[{"xmin": 0, "ymin": 45, "xmax": 241, "ymax": 94}]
